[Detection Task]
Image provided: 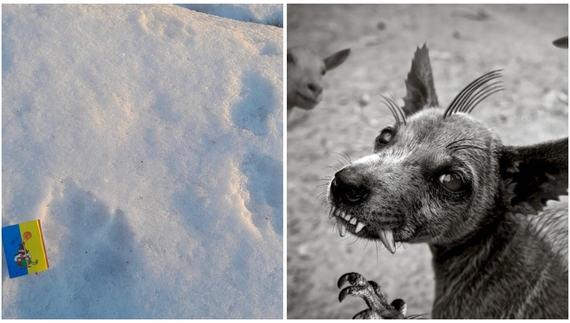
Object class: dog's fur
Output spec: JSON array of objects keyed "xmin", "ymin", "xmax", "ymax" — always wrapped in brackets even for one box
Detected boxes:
[
  {"xmin": 328, "ymin": 45, "xmax": 568, "ymax": 318},
  {"xmin": 287, "ymin": 46, "xmax": 350, "ymax": 118}
]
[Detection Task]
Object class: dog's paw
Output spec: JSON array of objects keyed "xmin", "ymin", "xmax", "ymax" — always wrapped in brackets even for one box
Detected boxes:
[{"xmin": 338, "ymin": 272, "xmax": 406, "ymax": 319}]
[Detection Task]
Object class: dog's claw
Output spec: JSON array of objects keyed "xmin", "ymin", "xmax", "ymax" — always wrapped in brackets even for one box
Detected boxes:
[
  {"xmin": 338, "ymin": 286, "xmax": 352, "ymax": 303},
  {"xmin": 338, "ymin": 272, "xmax": 367, "ymax": 289},
  {"xmin": 337, "ymin": 272, "xmax": 407, "ymax": 319},
  {"xmin": 338, "ymin": 273, "xmax": 350, "ymax": 289}
]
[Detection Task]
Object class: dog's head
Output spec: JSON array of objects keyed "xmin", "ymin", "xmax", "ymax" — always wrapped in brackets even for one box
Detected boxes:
[
  {"xmin": 327, "ymin": 47, "xmax": 568, "ymax": 252},
  {"xmin": 328, "ymin": 107, "xmax": 504, "ymax": 250}
]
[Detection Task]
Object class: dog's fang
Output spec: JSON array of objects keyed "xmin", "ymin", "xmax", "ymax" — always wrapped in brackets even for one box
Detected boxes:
[
  {"xmin": 377, "ymin": 228, "xmax": 396, "ymax": 254},
  {"xmin": 355, "ymin": 222, "xmax": 365, "ymax": 233},
  {"xmin": 338, "ymin": 223, "xmax": 347, "ymax": 237}
]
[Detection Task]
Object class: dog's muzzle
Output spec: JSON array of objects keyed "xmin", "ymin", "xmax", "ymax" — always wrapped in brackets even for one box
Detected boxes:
[
  {"xmin": 329, "ymin": 166, "xmax": 397, "ymax": 254},
  {"xmin": 330, "ymin": 167, "xmax": 370, "ymax": 205}
]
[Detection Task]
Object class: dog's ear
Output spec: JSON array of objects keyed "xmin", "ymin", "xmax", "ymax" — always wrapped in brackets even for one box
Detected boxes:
[
  {"xmin": 402, "ymin": 44, "xmax": 439, "ymax": 116},
  {"xmin": 500, "ymin": 138, "xmax": 568, "ymax": 215}
]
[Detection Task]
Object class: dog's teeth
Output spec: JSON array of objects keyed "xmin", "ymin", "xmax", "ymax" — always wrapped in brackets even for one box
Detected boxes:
[
  {"xmin": 338, "ymin": 224, "xmax": 347, "ymax": 237},
  {"xmin": 349, "ymin": 217, "xmax": 357, "ymax": 225},
  {"xmin": 355, "ymin": 222, "xmax": 365, "ymax": 233},
  {"xmin": 377, "ymin": 228, "xmax": 396, "ymax": 254}
]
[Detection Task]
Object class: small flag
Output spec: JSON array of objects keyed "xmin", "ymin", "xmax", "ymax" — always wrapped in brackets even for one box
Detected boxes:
[{"xmin": 2, "ymin": 220, "xmax": 49, "ymax": 278}]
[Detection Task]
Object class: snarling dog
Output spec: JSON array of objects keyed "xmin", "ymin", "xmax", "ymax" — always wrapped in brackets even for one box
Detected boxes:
[{"xmin": 327, "ymin": 45, "xmax": 568, "ymax": 318}]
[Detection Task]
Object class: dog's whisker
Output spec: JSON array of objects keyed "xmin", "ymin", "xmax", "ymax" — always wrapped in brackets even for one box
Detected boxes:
[
  {"xmin": 375, "ymin": 116, "xmax": 399, "ymax": 126},
  {"xmin": 340, "ymin": 151, "xmax": 353, "ymax": 165},
  {"xmin": 455, "ymin": 81, "xmax": 502, "ymax": 114},
  {"xmin": 347, "ymin": 236, "xmax": 360, "ymax": 245},
  {"xmin": 464, "ymin": 85, "xmax": 504, "ymax": 114},
  {"xmin": 389, "ymin": 93, "xmax": 407, "ymax": 125},
  {"xmin": 452, "ymin": 70, "xmax": 502, "ymax": 112},
  {"xmin": 381, "ymin": 95, "xmax": 400, "ymax": 124},
  {"xmin": 329, "ymin": 152, "xmax": 353, "ymax": 170},
  {"xmin": 387, "ymin": 103, "xmax": 399, "ymax": 124},
  {"xmin": 444, "ymin": 70, "xmax": 502, "ymax": 118},
  {"xmin": 446, "ymin": 137, "xmax": 489, "ymax": 153},
  {"xmin": 322, "ymin": 165, "xmax": 341, "ymax": 172},
  {"xmin": 382, "ymin": 95, "xmax": 406, "ymax": 125},
  {"xmin": 455, "ymin": 80, "xmax": 500, "ymax": 114},
  {"xmin": 318, "ymin": 186, "xmax": 326, "ymax": 193},
  {"xmin": 448, "ymin": 144, "xmax": 489, "ymax": 152},
  {"xmin": 332, "ymin": 150, "xmax": 351, "ymax": 163},
  {"xmin": 447, "ymin": 141, "xmax": 487, "ymax": 150},
  {"xmin": 445, "ymin": 137, "xmax": 474, "ymax": 148}
]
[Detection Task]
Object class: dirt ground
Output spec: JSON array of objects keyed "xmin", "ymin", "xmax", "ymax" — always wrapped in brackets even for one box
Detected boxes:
[{"xmin": 287, "ymin": 4, "xmax": 567, "ymax": 319}]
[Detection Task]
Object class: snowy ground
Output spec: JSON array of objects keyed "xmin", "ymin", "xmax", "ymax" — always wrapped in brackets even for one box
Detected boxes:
[
  {"xmin": 177, "ymin": 4, "xmax": 283, "ymax": 27},
  {"xmin": 2, "ymin": 4, "xmax": 282, "ymax": 319}
]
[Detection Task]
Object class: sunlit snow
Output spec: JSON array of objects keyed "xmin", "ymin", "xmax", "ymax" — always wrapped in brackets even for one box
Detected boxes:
[{"xmin": 2, "ymin": 4, "xmax": 283, "ymax": 319}]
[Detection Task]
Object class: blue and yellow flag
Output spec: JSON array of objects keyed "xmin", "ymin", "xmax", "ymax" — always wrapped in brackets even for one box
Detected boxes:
[{"xmin": 2, "ymin": 220, "xmax": 49, "ymax": 278}]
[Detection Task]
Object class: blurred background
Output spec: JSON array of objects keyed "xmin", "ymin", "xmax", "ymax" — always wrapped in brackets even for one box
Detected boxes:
[{"xmin": 287, "ymin": 4, "xmax": 567, "ymax": 319}]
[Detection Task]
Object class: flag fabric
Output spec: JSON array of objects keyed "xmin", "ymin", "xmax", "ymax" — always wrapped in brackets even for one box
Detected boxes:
[{"xmin": 2, "ymin": 220, "xmax": 49, "ymax": 278}]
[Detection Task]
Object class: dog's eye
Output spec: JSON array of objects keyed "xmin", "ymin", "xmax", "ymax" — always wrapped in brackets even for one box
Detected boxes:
[
  {"xmin": 438, "ymin": 173, "xmax": 464, "ymax": 192},
  {"xmin": 375, "ymin": 128, "xmax": 393, "ymax": 146}
]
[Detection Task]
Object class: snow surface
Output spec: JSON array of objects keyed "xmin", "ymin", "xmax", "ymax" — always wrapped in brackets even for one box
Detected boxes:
[
  {"xmin": 177, "ymin": 4, "xmax": 283, "ymax": 26},
  {"xmin": 2, "ymin": 4, "xmax": 283, "ymax": 319}
]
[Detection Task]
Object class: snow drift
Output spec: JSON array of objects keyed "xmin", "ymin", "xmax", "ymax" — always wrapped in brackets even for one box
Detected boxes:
[
  {"xmin": 2, "ymin": 4, "xmax": 283, "ymax": 319},
  {"xmin": 177, "ymin": 4, "xmax": 283, "ymax": 26}
]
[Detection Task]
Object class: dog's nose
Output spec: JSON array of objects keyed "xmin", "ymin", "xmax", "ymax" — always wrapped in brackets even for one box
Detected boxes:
[{"xmin": 330, "ymin": 167, "xmax": 370, "ymax": 205}]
